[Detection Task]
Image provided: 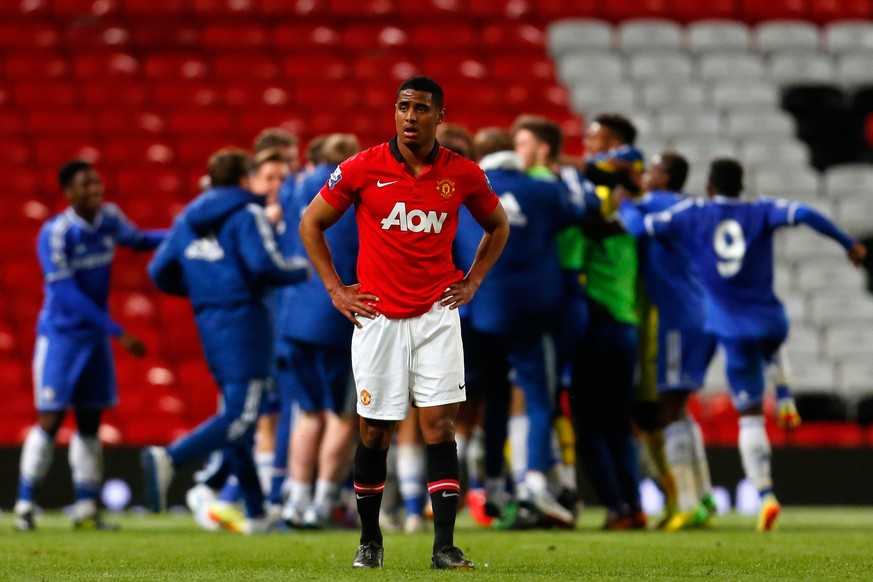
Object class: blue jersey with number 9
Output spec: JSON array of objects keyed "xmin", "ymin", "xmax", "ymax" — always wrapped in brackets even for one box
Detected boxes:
[{"xmin": 638, "ymin": 195, "xmax": 800, "ymax": 339}]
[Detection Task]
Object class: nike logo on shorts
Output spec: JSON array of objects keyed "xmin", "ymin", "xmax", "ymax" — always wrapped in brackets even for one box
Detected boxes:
[
  {"xmin": 376, "ymin": 180, "xmax": 398, "ymax": 188},
  {"xmin": 458, "ymin": 384, "xmax": 465, "ymax": 390}
]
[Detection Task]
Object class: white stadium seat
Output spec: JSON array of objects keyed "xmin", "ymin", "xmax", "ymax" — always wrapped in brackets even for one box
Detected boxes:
[
  {"xmin": 749, "ymin": 165, "xmax": 820, "ymax": 199},
  {"xmin": 838, "ymin": 360, "xmax": 873, "ymax": 394},
  {"xmin": 777, "ymin": 229, "xmax": 846, "ymax": 264},
  {"xmin": 709, "ymin": 79, "xmax": 779, "ymax": 109},
  {"xmin": 725, "ymin": 110, "xmax": 796, "ymax": 139},
  {"xmin": 547, "ymin": 19, "xmax": 613, "ymax": 57},
  {"xmin": 795, "ymin": 259, "xmax": 867, "ymax": 292},
  {"xmin": 756, "ymin": 21, "xmax": 820, "ymax": 53},
  {"xmin": 658, "ymin": 109, "xmax": 722, "ymax": 137},
  {"xmin": 785, "ymin": 324, "xmax": 821, "ymax": 359},
  {"xmin": 823, "ymin": 163, "xmax": 873, "ymax": 198},
  {"xmin": 823, "ymin": 324, "xmax": 873, "ymax": 361},
  {"xmin": 768, "ymin": 51, "xmax": 836, "ymax": 86},
  {"xmin": 686, "ymin": 20, "xmax": 752, "ymax": 54},
  {"xmin": 740, "ymin": 138, "xmax": 809, "ymax": 167},
  {"xmin": 669, "ymin": 134, "xmax": 737, "ymax": 161},
  {"xmin": 812, "ymin": 295, "xmax": 873, "ymax": 326},
  {"xmin": 697, "ymin": 52, "xmax": 766, "ymax": 81},
  {"xmin": 834, "ymin": 193, "xmax": 873, "ymax": 238},
  {"xmin": 619, "ymin": 19, "xmax": 684, "ymax": 52},
  {"xmin": 556, "ymin": 52, "xmax": 624, "ymax": 84},
  {"xmin": 788, "ymin": 357, "xmax": 837, "ymax": 393},
  {"xmin": 628, "ymin": 51, "xmax": 693, "ymax": 80},
  {"xmin": 824, "ymin": 21, "xmax": 873, "ymax": 55},
  {"xmin": 641, "ymin": 83, "xmax": 706, "ymax": 109},
  {"xmin": 835, "ymin": 51, "xmax": 873, "ymax": 86},
  {"xmin": 570, "ymin": 84, "xmax": 636, "ymax": 112}
]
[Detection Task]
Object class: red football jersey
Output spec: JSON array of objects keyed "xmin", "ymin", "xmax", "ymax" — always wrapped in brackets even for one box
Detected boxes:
[{"xmin": 319, "ymin": 137, "xmax": 499, "ymax": 318}]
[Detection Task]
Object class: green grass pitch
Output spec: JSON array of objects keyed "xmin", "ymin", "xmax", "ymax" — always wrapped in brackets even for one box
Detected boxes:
[{"xmin": 2, "ymin": 508, "xmax": 872, "ymax": 580}]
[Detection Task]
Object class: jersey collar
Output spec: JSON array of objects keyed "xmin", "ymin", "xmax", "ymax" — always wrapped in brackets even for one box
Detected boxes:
[
  {"xmin": 389, "ymin": 136, "xmax": 440, "ymax": 166},
  {"xmin": 713, "ymin": 194, "xmax": 742, "ymax": 204},
  {"xmin": 65, "ymin": 206, "xmax": 104, "ymax": 232}
]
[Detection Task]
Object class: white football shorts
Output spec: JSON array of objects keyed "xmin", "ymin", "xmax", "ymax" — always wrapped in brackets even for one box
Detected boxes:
[{"xmin": 352, "ymin": 301, "xmax": 466, "ymax": 420}]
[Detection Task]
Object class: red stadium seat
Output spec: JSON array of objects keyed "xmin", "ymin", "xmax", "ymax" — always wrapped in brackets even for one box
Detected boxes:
[
  {"xmin": 397, "ymin": 0, "xmax": 465, "ymax": 18},
  {"xmin": 176, "ymin": 137, "xmax": 243, "ymax": 164},
  {"xmin": 603, "ymin": 0, "xmax": 671, "ymax": 21},
  {"xmin": 421, "ymin": 55, "xmax": 491, "ymax": 81},
  {"xmin": 14, "ymin": 82, "xmax": 78, "ymax": 107},
  {"xmin": 0, "ymin": 24, "xmax": 60, "ymax": 49},
  {"xmin": 482, "ymin": 23, "xmax": 546, "ymax": 53},
  {"xmin": 131, "ymin": 24, "xmax": 203, "ymax": 50},
  {"xmin": 262, "ymin": 0, "xmax": 329, "ymax": 16},
  {"xmin": 35, "ymin": 138, "xmax": 102, "ymax": 165},
  {"xmin": 0, "ymin": 139, "xmax": 32, "ymax": 164},
  {"xmin": 0, "ymin": 358, "xmax": 26, "ymax": 390},
  {"xmin": 203, "ymin": 24, "xmax": 271, "ymax": 49},
  {"xmin": 351, "ymin": 55, "xmax": 419, "ymax": 80},
  {"xmin": 342, "ymin": 24, "xmax": 410, "ymax": 49},
  {"xmin": 0, "ymin": 322, "xmax": 21, "ymax": 359},
  {"xmin": 330, "ymin": 0, "xmax": 397, "ymax": 17},
  {"xmin": 285, "ymin": 52, "xmax": 351, "ymax": 81},
  {"xmin": 144, "ymin": 54, "xmax": 210, "ymax": 80},
  {"xmin": 83, "ymin": 82, "xmax": 150, "ymax": 107},
  {"xmin": 238, "ymin": 111, "xmax": 303, "ymax": 138},
  {"xmin": 810, "ymin": 0, "xmax": 873, "ymax": 21},
  {"xmin": 123, "ymin": 0, "xmax": 190, "ymax": 16},
  {"xmin": 4, "ymin": 53, "xmax": 70, "ymax": 79},
  {"xmin": 492, "ymin": 56, "xmax": 554, "ymax": 81},
  {"xmin": 296, "ymin": 83, "xmax": 360, "ymax": 108},
  {"xmin": 6, "ymin": 169, "xmax": 40, "ymax": 198},
  {"xmin": 169, "ymin": 109, "xmax": 235, "ymax": 135},
  {"xmin": 468, "ymin": 0, "xmax": 535, "ymax": 19},
  {"xmin": 0, "ymin": 110, "xmax": 26, "ymax": 135},
  {"xmin": 784, "ymin": 422, "xmax": 864, "ymax": 447},
  {"xmin": 153, "ymin": 83, "xmax": 222, "ymax": 107},
  {"xmin": 537, "ymin": 0, "xmax": 599, "ymax": 19},
  {"xmin": 0, "ymin": 230, "xmax": 42, "ymax": 261},
  {"xmin": 192, "ymin": 0, "xmax": 258, "ymax": 16},
  {"xmin": 52, "ymin": 0, "xmax": 122, "ymax": 17},
  {"xmin": 28, "ymin": 109, "xmax": 94, "ymax": 135},
  {"xmin": 213, "ymin": 54, "xmax": 281, "ymax": 81},
  {"xmin": 672, "ymin": 0, "xmax": 738, "ymax": 21},
  {"xmin": 116, "ymin": 168, "xmax": 184, "ymax": 198},
  {"xmin": 113, "ymin": 253, "xmax": 152, "ymax": 290},
  {"xmin": 73, "ymin": 52, "xmax": 141, "ymax": 79},
  {"xmin": 412, "ymin": 23, "xmax": 478, "ymax": 49},
  {"xmin": 102, "ymin": 138, "xmax": 175, "ymax": 165},
  {"xmin": 741, "ymin": 0, "xmax": 809, "ymax": 22},
  {"xmin": 274, "ymin": 24, "xmax": 341, "ymax": 49}
]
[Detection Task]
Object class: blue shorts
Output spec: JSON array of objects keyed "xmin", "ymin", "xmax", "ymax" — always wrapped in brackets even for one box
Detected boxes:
[
  {"xmin": 720, "ymin": 332, "xmax": 787, "ymax": 411},
  {"xmin": 657, "ymin": 325, "xmax": 717, "ymax": 393},
  {"xmin": 277, "ymin": 339, "xmax": 354, "ymax": 415},
  {"xmin": 32, "ymin": 334, "xmax": 117, "ymax": 412},
  {"xmin": 259, "ymin": 378, "xmax": 281, "ymax": 415}
]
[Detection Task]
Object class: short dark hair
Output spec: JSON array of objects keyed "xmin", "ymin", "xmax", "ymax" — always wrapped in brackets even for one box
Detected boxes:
[
  {"xmin": 208, "ymin": 148, "xmax": 252, "ymax": 187},
  {"xmin": 473, "ymin": 127, "xmax": 514, "ymax": 161},
  {"xmin": 253, "ymin": 128, "xmax": 297, "ymax": 153},
  {"xmin": 252, "ymin": 147, "xmax": 286, "ymax": 172},
  {"xmin": 594, "ymin": 113, "xmax": 637, "ymax": 145},
  {"xmin": 708, "ymin": 158, "xmax": 744, "ymax": 197},
  {"xmin": 397, "ymin": 76, "xmax": 444, "ymax": 109},
  {"xmin": 322, "ymin": 133, "xmax": 361, "ymax": 165},
  {"xmin": 512, "ymin": 114, "xmax": 563, "ymax": 162},
  {"xmin": 659, "ymin": 151, "xmax": 689, "ymax": 192},
  {"xmin": 58, "ymin": 160, "xmax": 92, "ymax": 189}
]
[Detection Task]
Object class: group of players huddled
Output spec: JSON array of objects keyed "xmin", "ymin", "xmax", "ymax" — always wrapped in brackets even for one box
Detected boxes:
[{"xmin": 13, "ymin": 79, "xmax": 866, "ymax": 542}]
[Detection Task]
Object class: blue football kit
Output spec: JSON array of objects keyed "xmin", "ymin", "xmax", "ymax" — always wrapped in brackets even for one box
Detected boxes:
[
  {"xmin": 620, "ymin": 194, "xmax": 856, "ymax": 409},
  {"xmin": 633, "ymin": 191, "xmax": 717, "ymax": 392},
  {"xmin": 34, "ymin": 204, "xmax": 165, "ymax": 411}
]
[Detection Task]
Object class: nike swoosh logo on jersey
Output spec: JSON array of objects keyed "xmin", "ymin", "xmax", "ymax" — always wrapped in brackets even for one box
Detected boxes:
[{"xmin": 376, "ymin": 180, "xmax": 398, "ymax": 188}]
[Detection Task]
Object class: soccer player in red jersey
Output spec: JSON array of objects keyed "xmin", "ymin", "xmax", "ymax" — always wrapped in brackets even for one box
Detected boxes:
[{"xmin": 300, "ymin": 76, "xmax": 509, "ymax": 570}]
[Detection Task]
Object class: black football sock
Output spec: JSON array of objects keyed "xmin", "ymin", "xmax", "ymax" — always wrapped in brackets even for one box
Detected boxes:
[
  {"xmin": 353, "ymin": 442, "xmax": 388, "ymax": 546},
  {"xmin": 426, "ymin": 441, "xmax": 460, "ymax": 553}
]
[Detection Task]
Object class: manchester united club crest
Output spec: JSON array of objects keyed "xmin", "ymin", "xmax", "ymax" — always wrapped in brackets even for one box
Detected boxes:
[
  {"xmin": 360, "ymin": 389, "xmax": 372, "ymax": 407},
  {"xmin": 436, "ymin": 178, "xmax": 456, "ymax": 199}
]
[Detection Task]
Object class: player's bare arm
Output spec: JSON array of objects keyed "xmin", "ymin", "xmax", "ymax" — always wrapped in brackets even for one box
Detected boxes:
[
  {"xmin": 300, "ymin": 194, "xmax": 380, "ymax": 326},
  {"xmin": 441, "ymin": 203, "xmax": 509, "ymax": 309}
]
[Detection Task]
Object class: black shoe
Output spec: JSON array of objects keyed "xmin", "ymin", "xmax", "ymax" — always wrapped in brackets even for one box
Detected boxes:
[
  {"xmin": 431, "ymin": 546, "xmax": 474, "ymax": 570},
  {"xmin": 14, "ymin": 509, "xmax": 35, "ymax": 532},
  {"xmin": 352, "ymin": 542, "xmax": 383, "ymax": 569}
]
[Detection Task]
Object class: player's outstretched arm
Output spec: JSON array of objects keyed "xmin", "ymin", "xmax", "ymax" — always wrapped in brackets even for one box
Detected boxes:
[
  {"xmin": 792, "ymin": 205, "xmax": 865, "ymax": 266},
  {"xmin": 300, "ymin": 194, "xmax": 379, "ymax": 327},
  {"xmin": 109, "ymin": 203, "xmax": 169, "ymax": 251},
  {"xmin": 442, "ymin": 203, "xmax": 509, "ymax": 309}
]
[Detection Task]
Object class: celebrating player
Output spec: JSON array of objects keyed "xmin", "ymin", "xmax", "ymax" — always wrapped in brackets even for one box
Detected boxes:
[
  {"xmin": 142, "ymin": 149, "xmax": 310, "ymax": 534},
  {"xmin": 618, "ymin": 158, "xmax": 867, "ymax": 531},
  {"xmin": 15, "ymin": 160, "xmax": 166, "ymax": 531},
  {"xmin": 299, "ymin": 76, "xmax": 509, "ymax": 570}
]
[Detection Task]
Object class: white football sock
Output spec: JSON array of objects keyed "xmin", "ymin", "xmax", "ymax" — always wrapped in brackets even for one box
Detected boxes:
[
  {"xmin": 19, "ymin": 426, "xmax": 54, "ymax": 494},
  {"xmin": 507, "ymin": 414, "xmax": 529, "ymax": 488},
  {"xmin": 688, "ymin": 416, "xmax": 713, "ymax": 500},
  {"xmin": 288, "ymin": 479, "xmax": 312, "ymax": 513},
  {"xmin": 69, "ymin": 432, "xmax": 102, "ymax": 492},
  {"xmin": 254, "ymin": 451, "xmax": 274, "ymax": 496},
  {"xmin": 313, "ymin": 479, "xmax": 340, "ymax": 515},
  {"xmin": 664, "ymin": 419, "xmax": 698, "ymax": 512},
  {"xmin": 466, "ymin": 426, "xmax": 485, "ymax": 486},
  {"xmin": 396, "ymin": 443, "xmax": 425, "ymax": 506},
  {"xmin": 739, "ymin": 415, "xmax": 773, "ymax": 495}
]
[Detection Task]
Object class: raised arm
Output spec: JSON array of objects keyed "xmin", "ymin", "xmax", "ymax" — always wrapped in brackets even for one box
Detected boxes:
[
  {"xmin": 299, "ymin": 194, "xmax": 379, "ymax": 327},
  {"xmin": 238, "ymin": 204, "xmax": 310, "ymax": 286},
  {"xmin": 793, "ymin": 205, "xmax": 867, "ymax": 266}
]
